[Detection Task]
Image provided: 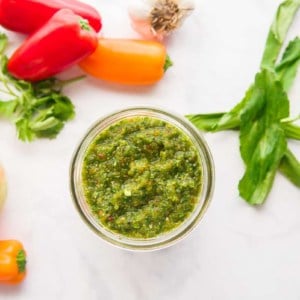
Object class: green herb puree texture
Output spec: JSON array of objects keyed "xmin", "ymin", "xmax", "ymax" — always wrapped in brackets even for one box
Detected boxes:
[{"xmin": 82, "ymin": 116, "xmax": 203, "ymax": 238}]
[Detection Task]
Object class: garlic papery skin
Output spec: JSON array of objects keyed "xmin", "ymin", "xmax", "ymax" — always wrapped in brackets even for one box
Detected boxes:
[{"xmin": 129, "ymin": 0, "xmax": 195, "ymax": 41}]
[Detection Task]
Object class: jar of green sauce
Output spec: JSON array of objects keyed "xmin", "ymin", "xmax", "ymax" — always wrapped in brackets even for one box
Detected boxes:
[{"xmin": 70, "ymin": 107, "xmax": 214, "ymax": 250}]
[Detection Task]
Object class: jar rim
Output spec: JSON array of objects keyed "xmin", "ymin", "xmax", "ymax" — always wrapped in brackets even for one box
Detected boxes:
[{"xmin": 70, "ymin": 107, "xmax": 215, "ymax": 251}]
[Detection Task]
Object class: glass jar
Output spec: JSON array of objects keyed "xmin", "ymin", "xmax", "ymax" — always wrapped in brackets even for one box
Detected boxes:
[{"xmin": 70, "ymin": 107, "xmax": 215, "ymax": 251}]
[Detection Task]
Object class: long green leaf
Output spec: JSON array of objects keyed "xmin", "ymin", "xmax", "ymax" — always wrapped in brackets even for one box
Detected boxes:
[
  {"xmin": 187, "ymin": 86, "xmax": 254, "ymax": 132},
  {"xmin": 187, "ymin": 0, "xmax": 300, "ymax": 132},
  {"xmin": 276, "ymin": 37, "xmax": 300, "ymax": 91},
  {"xmin": 186, "ymin": 0, "xmax": 300, "ymax": 205},
  {"xmin": 239, "ymin": 70, "xmax": 289, "ymax": 205},
  {"xmin": 279, "ymin": 148, "xmax": 300, "ymax": 186},
  {"xmin": 282, "ymin": 122, "xmax": 300, "ymax": 140},
  {"xmin": 186, "ymin": 113, "xmax": 225, "ymax": 131},
  {"xmin": 261, "ymin": 0, "xmax": 300, "ymax": 69}
]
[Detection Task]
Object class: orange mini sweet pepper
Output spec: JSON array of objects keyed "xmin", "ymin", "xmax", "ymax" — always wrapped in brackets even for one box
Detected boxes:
[
  {"xmin": 0, "ymin": 240, "xmax": 26, "ymax": 284},
  {"xmin": 79, "ymin": 38, "xmax": 173, "ymax": 85}
]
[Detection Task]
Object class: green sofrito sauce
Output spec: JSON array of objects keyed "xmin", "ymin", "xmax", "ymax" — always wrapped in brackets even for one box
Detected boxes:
[{"xmin": 82, "ymin": 116, "xmax": 203, "ymax": 239}]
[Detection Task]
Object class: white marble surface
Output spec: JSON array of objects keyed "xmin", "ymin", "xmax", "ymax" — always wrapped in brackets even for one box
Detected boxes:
[{"xmin": 0, "ymin": 0, "xmax": 300, "ymax": 299}]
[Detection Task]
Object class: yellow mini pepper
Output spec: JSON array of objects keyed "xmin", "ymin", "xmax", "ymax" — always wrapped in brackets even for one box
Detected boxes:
[{"xmin": 0, "ymin": 240, "xmax": 27, "ymax": 284}]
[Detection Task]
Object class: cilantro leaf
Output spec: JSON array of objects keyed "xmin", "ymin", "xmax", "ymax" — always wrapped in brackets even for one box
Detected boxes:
[{"xmin": 0, "ymin": 33, "xmax": 77, "ymax": 142}]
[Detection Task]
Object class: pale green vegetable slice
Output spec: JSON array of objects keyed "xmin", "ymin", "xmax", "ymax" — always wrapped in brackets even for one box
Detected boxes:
[{"xmin": 0, "ymin": 165, "xmax": 7, "ymax": 210}]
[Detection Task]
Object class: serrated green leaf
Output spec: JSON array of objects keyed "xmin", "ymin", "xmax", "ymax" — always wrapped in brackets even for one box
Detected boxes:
[
  {"xmin": 0, "ymin": 32, "xmax": 77, "ymax": 142},
  {"xmin": 0, "ymin": 100, "xmax": 17, "ymax": 119},
  {"xmin": 16, "ymin": 119, "xmax": 35, "ymax": 141},
  {"xmin": 51, "ymin": 94, "xmax": 75, "ymax": 121}
]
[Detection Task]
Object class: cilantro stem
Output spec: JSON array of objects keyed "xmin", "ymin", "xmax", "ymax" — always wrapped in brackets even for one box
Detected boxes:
[
  {"xmin": 57, "ymin": 75, "xmax": 86, "ymax": 87},
  {"xmin": 0, "ymin": 73, "xmax": 17, "ymax": 97},
  {"xmin": 0, "ymin": 58, "xmax": 18, "ymax": 97},
  {"xmin": 0, "ymin": 87, "xmax": 11, "ymax": 95},
  {"xmin": 0, "ymin": 33, "xmax": 76, "ymax": 142}
]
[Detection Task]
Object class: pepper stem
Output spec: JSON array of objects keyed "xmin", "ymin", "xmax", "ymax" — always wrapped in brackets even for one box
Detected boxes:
[
  {"xmin": 164, "ymin": 55, "xmax": 173, "ymax": 72},
  {"xmin": 79, "ymin": 19, "xmax": 91, "ymax": 31},
  {"xmin": 16, "ymin": 249, "xmax": 26, "ymax": 273}
]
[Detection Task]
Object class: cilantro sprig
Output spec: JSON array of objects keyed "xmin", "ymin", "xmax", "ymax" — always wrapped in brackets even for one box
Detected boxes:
[
  {"xmin": 187, "ymin": 0, "xmax": 300, "ymax": 205},
  {"xmin": 0, "ymin": 33, "xmax": 79, "ymax": 142}
]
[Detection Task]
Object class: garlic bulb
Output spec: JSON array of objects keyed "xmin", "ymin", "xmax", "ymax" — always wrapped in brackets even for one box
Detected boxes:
[
  {"xmin": 129, "ymin": 0, "xmax": 194, "ymax": 41},
  {"xmin": 0, "ymin": 165, "xmax": 7, "ymax": 210}
]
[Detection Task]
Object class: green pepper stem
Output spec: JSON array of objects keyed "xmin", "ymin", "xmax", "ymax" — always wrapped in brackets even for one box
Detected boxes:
[
  {"xmin": 16, "ymin": 249, "xmax": 26, "ymax": 273},
  {"xmin": 164, "ymin": 55, "xmax": 173, "ymax": 72},
  {"xmin": 79, "ymin": 19, "xmax": 91, "ymax": 31}
]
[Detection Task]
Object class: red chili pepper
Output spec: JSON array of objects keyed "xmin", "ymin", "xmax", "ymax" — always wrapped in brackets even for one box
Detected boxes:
[
  {"xmin": 0, "ymin": 0, "xmax": 102, "ymax": 33},
  {"xmin": 7, "ymin": 9, "xmax": 98, "ymax": 82}
]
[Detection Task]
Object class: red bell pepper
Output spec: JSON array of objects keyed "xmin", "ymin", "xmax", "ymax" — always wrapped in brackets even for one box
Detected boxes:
[
  {"xmin": 8, "ymin": 9, "xmax": 98, "ymax": 82},
  {"xmin": 0, "ymin": 0, "xmax": 102, "ymax": 33}
]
